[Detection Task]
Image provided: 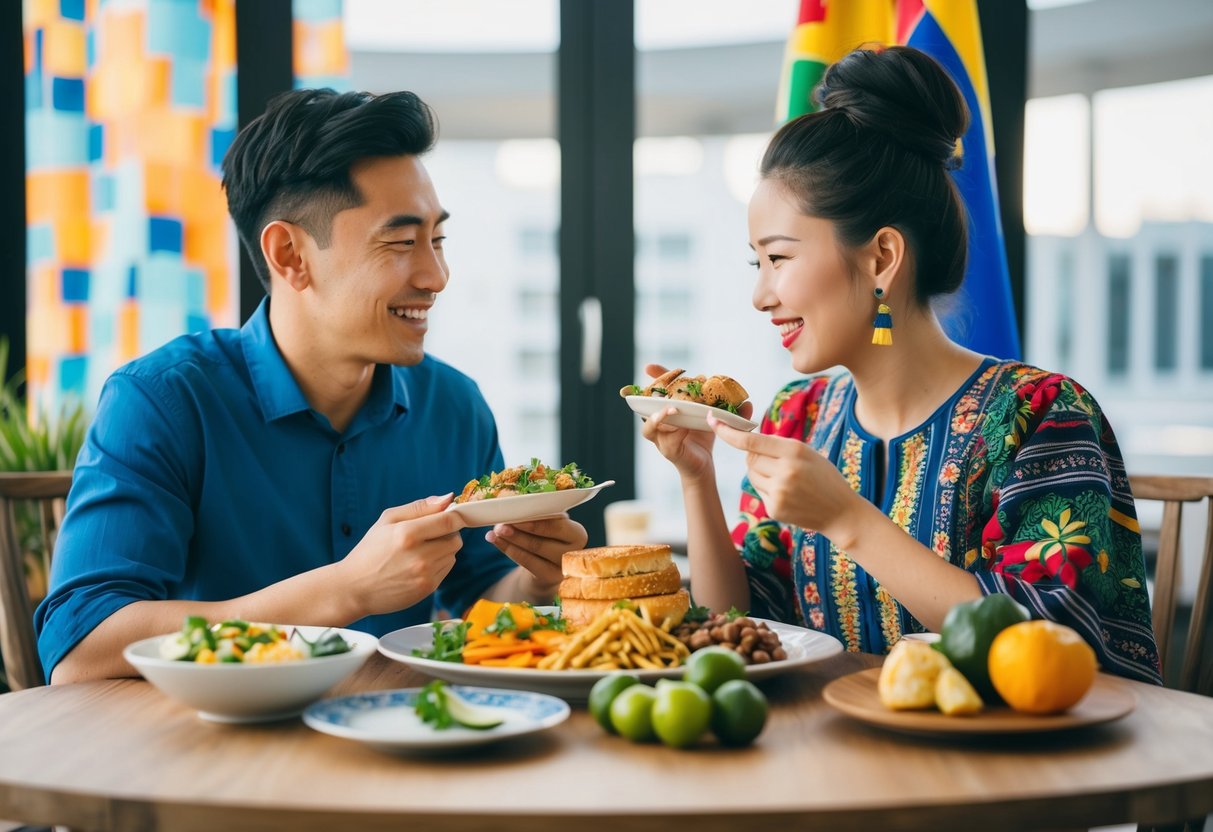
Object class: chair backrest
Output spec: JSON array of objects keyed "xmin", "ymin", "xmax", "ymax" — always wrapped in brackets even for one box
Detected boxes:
[
  {"xmin": 1130, "ymin": 474, "xmax": 1213, "ymax": 696},
  {"xmin": 0, "ymin": 471, "xmax": 73, "ymax": 691}
]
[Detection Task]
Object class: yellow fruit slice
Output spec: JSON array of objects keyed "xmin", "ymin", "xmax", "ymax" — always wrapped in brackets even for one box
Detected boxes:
[
  {"xmin": 878, "ymin": 640, "xmax": 949, "ymax": 710},
  {"xmin": 935, "ymin": 666, "xmax": 983, "ymax": 716}
]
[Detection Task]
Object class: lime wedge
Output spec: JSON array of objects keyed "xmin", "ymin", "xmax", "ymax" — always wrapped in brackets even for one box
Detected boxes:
[{"xmin": 444, "ymin": 689, "xmax": 506, "ymax": 730}]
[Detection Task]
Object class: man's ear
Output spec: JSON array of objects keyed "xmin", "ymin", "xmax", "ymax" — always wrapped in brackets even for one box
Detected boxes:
[
  {"xmin": 260, "ymin": 220, "xmax": 310, "ymax": 292},
  {"xmin": 868, "ymin": 226, "xmax": 907, "ymax": 297}
]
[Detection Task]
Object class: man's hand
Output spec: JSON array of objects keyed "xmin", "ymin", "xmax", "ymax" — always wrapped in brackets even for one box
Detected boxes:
[
  {"xmin": 337, "ymin": 493, "xmax": 468, "ymax": 617},
  {"xmin": 486, "ymin": 514, "xmax": 588, "ymax": 596}
]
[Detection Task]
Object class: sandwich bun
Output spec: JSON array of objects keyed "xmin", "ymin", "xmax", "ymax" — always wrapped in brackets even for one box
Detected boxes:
[
  {"xmin": 562, "ymin": 544, "xmax": 673, "ymax": 579},
  {"xmin": 559, "ymin": 563, "xmax": 682, "ymax": 600}
]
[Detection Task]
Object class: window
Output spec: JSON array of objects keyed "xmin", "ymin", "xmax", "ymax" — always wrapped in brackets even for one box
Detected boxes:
[
  {"xmin": 1057, "ymin": 249, "xmax": 1074, "ymax": 365},
  {"xmin": 1107, "ymin": 253, "xmax": 1131, "ymax": 376},
  {"xmin": 518, "ymin": 289, "xmax": 556, "ymax": 320},
  {"xmin": 656, "ymin": 232, "xmax": 692, "ymax": 262},
  {"xmin": 518, "ymin": 227, "xmax": 555, "ymax": 258},
  {"xmin": 518, "ymin": 348, "xmax": 555, "ymax": 378},
  {"xmin": 1154, "ymin": 253, "xmax": 1179, "ymax": 371},
  {"xmin": 1202, "ymin": 255, "xmax": 1213, "ymax": 371}
]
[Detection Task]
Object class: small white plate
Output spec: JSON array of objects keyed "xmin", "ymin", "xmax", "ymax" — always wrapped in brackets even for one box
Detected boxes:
[
  {"xmin": 379, "ymin": 611, "xmax": 842, "ymax": 701},
  {"xmin": 624, "ymin": 396, "xmax": 757, "ymax": 433},
  {"xmin": 446, "ymin": 481, "xmax": 615, "ymax": 527},
  {"xmin": 303, "ymin": 686, "xmax": 570, "ymax": 752}
]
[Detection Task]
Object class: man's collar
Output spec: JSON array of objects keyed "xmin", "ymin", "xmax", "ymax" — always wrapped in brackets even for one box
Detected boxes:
[
  {"xmin": 241, "ymin": 297, "xmax": 412, "ymax": 427},
  {"xmin": 241, "ymin": 298, "xmax": 312, "ymax": 422}
]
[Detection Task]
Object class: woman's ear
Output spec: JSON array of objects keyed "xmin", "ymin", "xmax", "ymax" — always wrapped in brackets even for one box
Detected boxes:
[
  {"xmin": 260, "ymin": 221, "xmax": 310, "ymax": 292},
  {"xmin": 869, "ymin": 226, "xmax": 906, "ymax": 296}
]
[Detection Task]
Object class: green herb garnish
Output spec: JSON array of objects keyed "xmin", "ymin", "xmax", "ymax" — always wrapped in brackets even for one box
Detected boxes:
[
  {"xmin": 412, "ymin": 620, "xmax": 470, "ymax": 662},
  {"xmin": 684, "ymin": 603, "xmax": 711, "ymax": 623},
  {"xmin": 415, "ymin": 680, "xmax": 454, "ymax": 729}
]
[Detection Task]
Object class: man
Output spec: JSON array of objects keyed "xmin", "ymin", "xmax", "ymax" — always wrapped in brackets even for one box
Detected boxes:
[{"xmin": 35, "ymin": 89, "xmax": 586, "ymax": 683}]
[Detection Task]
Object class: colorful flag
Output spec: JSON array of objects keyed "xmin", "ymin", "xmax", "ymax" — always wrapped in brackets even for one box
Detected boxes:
[{"xmin": 776, "ymin": 0, "xmax": 1022, "ymax": 360}]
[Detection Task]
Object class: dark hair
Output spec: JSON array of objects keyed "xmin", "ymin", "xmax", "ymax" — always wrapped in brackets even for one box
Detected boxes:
[
  {"xmin": 222, "ymin": 89, "xmax": 437, "ymax": 291},
  {"xmin": 760, "ymin": 46, "xmax": 970, "ymax": 302}
]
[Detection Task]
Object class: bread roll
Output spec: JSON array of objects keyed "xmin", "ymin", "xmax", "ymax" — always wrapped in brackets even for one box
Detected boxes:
[
  {"xmin": 561, "ymin": 589, "xmax": 690, "ymax": 630},
  {"xmin": 559, "ymin": 563, "xmax": 682, "ymax": 600},
  {"xmin": 562, "ymin": 545, "xmax": 672, "ymax": 579}
]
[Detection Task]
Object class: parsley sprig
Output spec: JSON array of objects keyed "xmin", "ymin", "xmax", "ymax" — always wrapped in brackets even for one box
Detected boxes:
[{"xmin": 412, "ymin": 621, "xmax": 469, "ymax": 663}]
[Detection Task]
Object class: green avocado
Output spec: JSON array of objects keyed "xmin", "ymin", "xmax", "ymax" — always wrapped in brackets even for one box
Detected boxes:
[{"xmin": 935, "ymin": 594, "xmax": 1030, "ymax": 702}]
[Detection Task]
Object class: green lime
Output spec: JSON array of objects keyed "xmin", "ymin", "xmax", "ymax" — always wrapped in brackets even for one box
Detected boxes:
[
  {"xmin": 683, "ymin": 646, "xmax": 747, "ymax": 694},
  {"xmin": 936, "ymin": 594, "xmax": 1030, "ymax": 702},
  {"xmin": 588, "ymin": 673, "xmax": 640, "ymax": 734},
  {"xmin": 609, "ymin": 684, "xmax": 658, "ymax": 742},
  {"xmin": 711, "ymin": 679, "xmax": 768, "ymax": 747},
  {"xmin": 651, "ymin": 680, "xmax": 712, "ymax": 748}
]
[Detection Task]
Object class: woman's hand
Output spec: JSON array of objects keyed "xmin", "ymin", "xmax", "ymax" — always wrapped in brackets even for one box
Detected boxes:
[
  {"xmin": 708, "ymin": 414, "xmax": 870, "ymax": 547},
  {"xmin": 639, "ymin": 363, "xmax": 754, "ymax": 482}
]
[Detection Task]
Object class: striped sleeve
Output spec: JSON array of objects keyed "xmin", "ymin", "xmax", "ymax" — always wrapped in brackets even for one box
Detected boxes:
[{"xmin": 975, "ymin": 373, "xmax": 1162, "ymax": 685}]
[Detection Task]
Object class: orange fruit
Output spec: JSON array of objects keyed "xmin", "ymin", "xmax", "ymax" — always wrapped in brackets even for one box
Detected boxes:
[{"xmin": 987, "ymin": 620, "xmax": 1097, "ymax": 714}]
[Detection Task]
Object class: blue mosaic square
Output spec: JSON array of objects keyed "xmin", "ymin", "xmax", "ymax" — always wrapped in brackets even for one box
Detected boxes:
[
  {"xmin": 127, "ymin": 265, "xmax": 138, "ymax": 298},
  {"xmin": 143, "ymin": 253, "xmax": 188, "ymax": 303},
  {"xmin": 185, "ymin": 268, "xmax": 205, "ymax": 309},
  {"xmin": 292, "ymin": 0, "xmax": 343, "ymax": 22},
  {"xmin": 32, "ymin": 29, "xmax": 42, "ymax": 74},
  {"xmin": 51, "ymin": 76, "xmax": 85, "ymax": 112},
  {"xmin": 149, "ymin": 217, "xmax": 183, "ymax": 254},
  {"xmin": 210, "ymin": 127, "xmax": 235, "ymax": 168},
  {"xmin": 148, "ymin": 0, "xmax": 211, "ymax": 62},
  {"xmin": 171, "ymin": 58, "xmax": 207, "ymax": 108},
  {"xmin": 293, "ymin": 75, "xmax": 352, "ymax": 93},
  {"xmin": 62, "ymin": 269, "xmax": 89, "ymax": 302},
  {"xmin": 24, "ymin": 74, "xmax": 43, "ymax": 111},
  {"xmin": 59, "ymin": 356, "xmax": 88, "ymax": 396},
  {"xmin": 88, "ymin": 124, "xmax": 103, "ymax": 162},
  {"xmin": 26, "ymin": 109, "xmax": 89, "ymax": 167},
  {"xmin": 28, "ymin": 225, "xmax": 55, "ymax": 264},
  {"xmin": 59, "ymin": 0, "xmax": 86, "ymax": 21},
  {"xmin": 92, "ymin": 172, "xmax": 115, "ymax": 212}
]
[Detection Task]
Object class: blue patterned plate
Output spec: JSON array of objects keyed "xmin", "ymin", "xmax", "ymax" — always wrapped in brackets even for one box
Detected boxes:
[{"xmin": 302, "ymin": 686, "xmax": 570, "ymax": 751}]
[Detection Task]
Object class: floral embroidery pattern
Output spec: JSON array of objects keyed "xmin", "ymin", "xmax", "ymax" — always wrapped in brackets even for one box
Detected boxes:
[
  {"xmin": 994, "ymin": 506, "xmax": 1093, "ymax": 589},
  {"xmin": 734, "ymin": 366, "xmax": 1161, "ymax": 684},
  {"xmin": 830, "ymin": 543, "xmax": 861, "ymax": 652}
]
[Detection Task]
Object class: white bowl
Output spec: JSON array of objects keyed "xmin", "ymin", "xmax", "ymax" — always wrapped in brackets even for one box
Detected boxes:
[{"xmin": 124, "ymin": 625, "xmax": 379, "ymax": 723}]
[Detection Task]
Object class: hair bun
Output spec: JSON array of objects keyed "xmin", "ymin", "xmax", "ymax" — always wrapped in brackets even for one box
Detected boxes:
[{"xmin": 816, "ymin": 46, "xmax": 969, "ymax": 169}]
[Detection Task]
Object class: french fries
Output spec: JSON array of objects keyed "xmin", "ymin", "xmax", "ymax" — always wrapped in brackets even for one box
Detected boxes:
[{"xmin": 537, "ymin": 605, "xmax": 690, "ymax": 671}]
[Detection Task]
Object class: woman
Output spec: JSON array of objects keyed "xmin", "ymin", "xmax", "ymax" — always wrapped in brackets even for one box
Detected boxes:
[{"xmin": 642, "ymin": 45, "xmax": 1161, "ymax": 684}]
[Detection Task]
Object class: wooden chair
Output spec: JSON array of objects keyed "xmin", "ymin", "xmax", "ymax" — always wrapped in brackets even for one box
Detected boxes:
[
  {"xmin": 0, "ymin": 471, "xmax": 72, "ymax": 691},
  {"xmin": 1130, "ymin": 474, "xmax": 1213, "ymax": 698}
]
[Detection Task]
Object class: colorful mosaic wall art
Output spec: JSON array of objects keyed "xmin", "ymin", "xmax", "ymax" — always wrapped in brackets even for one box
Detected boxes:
[
  {"xmin": 25, "ymin": 0, "xmax": 350, "ymax": 414},
  {"xmin": 24, "ymin": 0, "xmax": 239, "ymax": 413}
]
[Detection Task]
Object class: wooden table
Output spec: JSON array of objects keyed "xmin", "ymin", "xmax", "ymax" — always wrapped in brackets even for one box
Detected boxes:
[{"xmin": 1, "ymin": 652, "xmax": 1212, "ymax": 832}]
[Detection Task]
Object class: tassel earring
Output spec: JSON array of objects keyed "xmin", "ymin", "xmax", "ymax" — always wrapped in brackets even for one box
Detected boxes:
[{"xmin": 871, "ymin": 287, "xmax": 893, "ymax": 346}]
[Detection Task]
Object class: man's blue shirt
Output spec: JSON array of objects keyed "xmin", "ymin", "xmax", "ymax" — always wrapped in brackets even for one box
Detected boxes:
[{"xmin": 35, "ymin": 300, "xmax": 515, "ymax": 679}]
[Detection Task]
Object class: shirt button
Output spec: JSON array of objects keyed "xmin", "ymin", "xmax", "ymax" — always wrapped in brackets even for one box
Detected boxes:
[
  {"xmin": 341, "ymin": 523, "xmax": 352, "ymax": 536},
  {"xmin": 337, "ymin": 443, "xmax": 346, "ymax": 455}
]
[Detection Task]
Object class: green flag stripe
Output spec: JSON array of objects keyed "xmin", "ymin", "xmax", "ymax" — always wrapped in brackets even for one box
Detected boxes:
[{"xmin": 786, "ymin": 59, "xmax": 828, "ymax": 120}]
